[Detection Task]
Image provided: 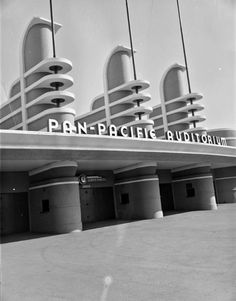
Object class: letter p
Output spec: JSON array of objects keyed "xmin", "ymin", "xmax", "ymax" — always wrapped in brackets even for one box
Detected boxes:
[{"xmin": 47, "ymin": 119, "xmax": 59, "ymax": 132}]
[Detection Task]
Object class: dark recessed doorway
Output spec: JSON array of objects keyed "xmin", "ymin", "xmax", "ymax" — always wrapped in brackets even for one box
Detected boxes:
[
  {"xmin": 1, "ymin": 193, "xmax": 29, "ymax": 235},
  {"xmin": 159, "ymin": 183, "xmax": 175, "ymax": 212},
  {"xmin": 80, "ymin": 187, "xmax": 115, "ymax": 224}
]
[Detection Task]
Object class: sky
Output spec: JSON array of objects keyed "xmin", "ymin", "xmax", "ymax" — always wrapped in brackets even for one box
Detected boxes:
[{"xmin": 0, "ymin": 0, "xmax": 235, "ymax": 130}]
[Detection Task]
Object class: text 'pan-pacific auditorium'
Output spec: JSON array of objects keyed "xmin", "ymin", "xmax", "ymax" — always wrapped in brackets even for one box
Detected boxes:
[{"xmin": 1, "ymin": 7, "xmax": 236, "ymax": 235}]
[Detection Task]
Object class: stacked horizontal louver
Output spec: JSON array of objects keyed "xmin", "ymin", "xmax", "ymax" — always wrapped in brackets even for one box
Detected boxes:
[
  {"xmin": 150, "ymin": 64, "xmax": 206, "ymax": 138},
  {"xmin": 75, "ymin": 46, "xmax": 154, "ymax": 133},
  {"xmin": 0, "ymin": 17, "xmax": 75, "ymax": 131}
]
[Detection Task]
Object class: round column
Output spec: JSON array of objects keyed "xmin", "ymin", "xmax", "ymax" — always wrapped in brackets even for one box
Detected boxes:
[
  {"xmin": 172, "ymin": 165, "xmax": 217, "ymax": 211},
  {"xmin": 29, "ymin": 161, "xmax": 82, "ymax": 234},
  {"xmin": 114, "ymin": 163, "xmax": 163, "ymax": 220}
]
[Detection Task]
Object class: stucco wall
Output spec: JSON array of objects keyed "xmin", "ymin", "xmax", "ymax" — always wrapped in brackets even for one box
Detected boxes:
[
  {"xmin": 214, "ymin": 167, "xmax": 236, "ymax": 203},
  {"xmin": 29, "ymin": 178, "xmax": 82, "ymax": 233},
  {"xmin": 114, "ymin": 164, "xmax": 163, "ymax": 219},
  {"xmin": 107, "ymin": 51, "xmax": 132, "ymax": 90},
  {"xmin": 115, "ymin": 177, "xmax": 162, "ymax": 219},
  {"xmin": 172, "ymin": 175, "xmax": 217, "ymax": 210},
  {"xmin": 163, "ymin": 68, "xmax": 185, "ymax": 101},
  {"xmin": 24, "ymin": 24, "xmax": 52, "ymax": 71}
]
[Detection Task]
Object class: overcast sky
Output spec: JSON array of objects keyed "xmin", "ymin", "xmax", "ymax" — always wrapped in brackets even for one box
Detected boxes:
[{"xmin": 0, "ymin": 0, "xmax": 235, "ymax": 130}]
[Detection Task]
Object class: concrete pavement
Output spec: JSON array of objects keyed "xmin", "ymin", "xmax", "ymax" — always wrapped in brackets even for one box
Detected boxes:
[{"xmin": 1, "ymin": 204, "xmax": 236, "ymax": 301}]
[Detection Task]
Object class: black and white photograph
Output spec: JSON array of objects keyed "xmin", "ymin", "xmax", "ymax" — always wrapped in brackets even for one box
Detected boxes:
[{"xmin": 0, "ymin": 0, "xmax": 236, "ymax": 300}]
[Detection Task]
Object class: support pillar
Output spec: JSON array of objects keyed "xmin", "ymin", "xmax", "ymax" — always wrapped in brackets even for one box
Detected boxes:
[
  {"xmin": 114, "ymin": 163, "xmax": 163, "ymax": 220},
  {"xmin": 213, "ymin": 167, "xmax": 236, "ymax": 203},
  {"xmin": 29, "ymin": 161, "xmax": 82, "ymax": 234},
  {"xmin": 172, "ymin": 165, "xmax": 217, "ymax": 211}
]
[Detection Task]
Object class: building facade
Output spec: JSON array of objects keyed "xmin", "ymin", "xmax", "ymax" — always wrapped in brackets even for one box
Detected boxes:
[{"xmin": 1, "ymin": 17, "xmax": 236, "ymax": 235}]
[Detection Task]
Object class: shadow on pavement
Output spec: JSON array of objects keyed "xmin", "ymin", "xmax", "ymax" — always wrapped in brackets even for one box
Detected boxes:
[
  {"xmin": 163, "ymin": 210, "xmax": 187, "ymax": 216},
  {"xmin": 83, "ymin": 219, "xmax": 135, "ymax": 231},
  {"xmin": 1, "ymin": 232, "xmax": 57, "ymax": 244},
  {"xmin": 1, "ymin": 211, "xmax": 189, "ymax": 243}
]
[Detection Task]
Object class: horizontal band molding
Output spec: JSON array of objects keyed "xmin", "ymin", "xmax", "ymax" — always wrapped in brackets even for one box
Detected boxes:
[
  {"xmin": 26, "ymin": 107, "xmax": 76, "ymax": 126},
  {"xmin": 172, "ymin": 175, "xmax": 213, "ymax": 183},
  {"xmin": 166, "ymin": 103, "xmax": 204, "ymax": 116},
  {"xmin": 24, "ymin": 57, "xmax": 72, "ymax": 78},
  {"xmin": 172, "ymin": 163, "xmax": 211, "ymax": 173},
  {"xmin": 109, "ymin": 92, "xmax": 151, "ymax": 107},
  {"xmin": 110, "ymin": 106, "xmax": 153, "ymax": 119},
  {"xmin": 26, "ymin": 91, "xmax": 75, "ymax": 108},
  {"xmin": 164, "ymin": 93, "xmax": 203, "ymax": 105},
  {"xmin": 215, "ymin": 176, "xmax": 236, "ymax": 181},
  {"xmin": 29, "ymin": 161, "xmax": 78, "ymax": 176},
  {"xmin": 0, "ymin": 108, "xmax": 22, "ymax": 123},
  {"xmin": 115, "ymin": 177, "xmax": 159, "ymax": 186},
  {"xmin": 122, "ymin": 119, "xmax": 154, "ymax": 128},
  {"xmin": 114, "ymin": 162, "xmax": 158, "ymax": 174},
  {"xmin": 167, "ymin": 115, "xmax": 206, "ymax": 127},
  {"xmin": 29, "ymin": 181, "xmax": 79, "ymax": 190},
  {"xmin": 24, "ymin": 74, "xmax": 73, "ymax": 93},
  {"xmin": 107, "ymin": 79, "xmax": 150, "ymax": 94}
]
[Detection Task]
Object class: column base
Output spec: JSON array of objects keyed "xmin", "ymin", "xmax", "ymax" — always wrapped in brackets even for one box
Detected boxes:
[{"xmin": 154, "ymin": 211, "xmax": 163, "ymax": 218}]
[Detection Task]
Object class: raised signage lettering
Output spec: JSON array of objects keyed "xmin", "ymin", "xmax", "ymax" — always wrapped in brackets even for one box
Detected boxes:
[
  {"xmin": 165, "ymin": 130, "xmax": 227, "ymax": 146},
  {"xmin": 47, "ymin": 119, "xmax": 227, "ymax": 146}
]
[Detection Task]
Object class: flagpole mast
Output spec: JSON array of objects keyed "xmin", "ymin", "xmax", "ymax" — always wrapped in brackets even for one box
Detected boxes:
[
  {"xmin": 125, "ymin": 0, "xmax": 137, "ymax": 82},
  {"xmin": 125, "ymin": 0, "xmax": 143, "ymax": 121},
  {"xmin": 176, "ymin": 0, "xmax": 196, "ymax": 127},
  {"xmin": 49, "ymin": 0, "xmax": 56, "ymax": 58},
  {"xmin": 176, "ymin": 0, "xmax": 191, "ymax": 93},
  {"xmin": 49, "ymin": 0, "xmax": 65, "ymax": 107}
]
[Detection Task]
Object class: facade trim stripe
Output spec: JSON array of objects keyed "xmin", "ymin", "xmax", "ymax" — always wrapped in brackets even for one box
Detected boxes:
[
  {"xmin": 172, "ymin": 163, "xmax": 211, "ymax": 173},
  {"xmin": 29, "ymin": 181, "xmax": 79, "ymax": 190},
  {"xmin": 114, "ymin": 162, "xmax": 157, "ymax": 174},
  {"xmin": 215, "ymin": 176, "xmax": 236, "ymax": 181},
  {"xmin": 115, "ymin": 177, "xmax": 158, "ymax": 186},
  {"xmin": 29, "ymin": 161, "xmax": 77, "ymax": 176},
  {"xmin": 172, "ymin": 175, "xmax": 213, "ymax": 183}
]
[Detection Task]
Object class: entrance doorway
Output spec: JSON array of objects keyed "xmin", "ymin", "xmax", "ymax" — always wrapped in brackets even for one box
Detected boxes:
[
  {"xmin": 159, "ymin": 183, "xmax": 175, "ymax": 211},
  {"xmin": 80, "ymin": 187, "xmax": 115, "ymax": 223},
  {"xmin": 0, "ymin": 193, "xmax": 29, "ymax": 235}
]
